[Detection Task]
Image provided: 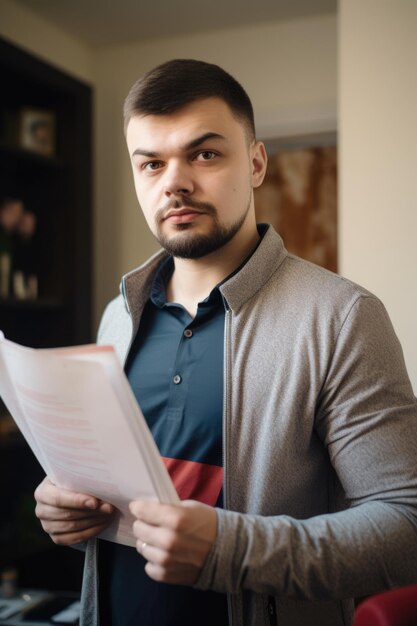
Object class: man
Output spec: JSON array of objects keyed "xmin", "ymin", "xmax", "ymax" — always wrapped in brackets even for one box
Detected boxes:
[{"xmin": 34, "ymin": 59, "xmax": 417, "ymax": 626}]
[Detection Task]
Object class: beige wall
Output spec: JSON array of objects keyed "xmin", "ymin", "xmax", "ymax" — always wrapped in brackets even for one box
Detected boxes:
[
  {"xmin": 0, "ymin": 0, "xmax": 94, "ymax": 83},
  {"xmin": 339, "ymin": 0, "xmax": 417, "ymax": 390}
]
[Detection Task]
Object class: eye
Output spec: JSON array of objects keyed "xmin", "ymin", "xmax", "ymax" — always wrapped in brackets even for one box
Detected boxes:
[
  {"xmin": 142, "ymin": 161, "xmax": 164, "ymax": 171},
  {"xmin": 195, "ymin": 150, "xmax": 217, "ymax": 161}
]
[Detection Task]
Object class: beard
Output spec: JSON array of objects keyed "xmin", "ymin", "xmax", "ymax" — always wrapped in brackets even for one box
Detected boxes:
[{"xmin": 153, "ymin": 194, "xmax": 251, "ymax": 259}]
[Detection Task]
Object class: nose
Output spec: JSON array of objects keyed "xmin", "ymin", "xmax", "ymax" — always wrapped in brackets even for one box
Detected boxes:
[{"xmin": 163, "ymin": 161, "xmax": 194, "ymax": 197}]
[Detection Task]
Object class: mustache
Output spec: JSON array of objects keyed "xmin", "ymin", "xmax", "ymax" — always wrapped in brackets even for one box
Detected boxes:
[{"xmin": 155, "ymin": 195, "xmax": 217, "ymax": 222}]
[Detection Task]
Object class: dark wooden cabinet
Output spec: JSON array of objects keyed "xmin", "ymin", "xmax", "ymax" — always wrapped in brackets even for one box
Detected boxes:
[
  {"xmin": 0, "ymin": 37, "xmax": 92, "ymax": 348},
  {"xmin": 0, "ymin": 37, "xmax": 93, "ymax": 591}
]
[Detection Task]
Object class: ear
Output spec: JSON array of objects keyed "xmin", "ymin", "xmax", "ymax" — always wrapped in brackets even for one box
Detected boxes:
[{"xmin": 251, "ymin": 141, "xmax": 268, "ymax": 188}]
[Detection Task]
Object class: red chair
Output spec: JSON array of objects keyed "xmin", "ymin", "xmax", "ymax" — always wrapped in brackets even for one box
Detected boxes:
[{"xmin": 354, "ymin": 584, "xmax": 417, "ymax": 626}]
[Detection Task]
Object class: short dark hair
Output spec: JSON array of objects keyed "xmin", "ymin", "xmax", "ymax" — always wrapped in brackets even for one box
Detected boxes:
[{"xmin": 123, "ymin": 59, "xmax": 255, "ymax": 140}]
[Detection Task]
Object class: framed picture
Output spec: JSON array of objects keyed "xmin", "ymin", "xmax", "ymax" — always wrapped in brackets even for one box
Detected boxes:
[
  {"xmin": 254, "ymin": 132, "xmax": 338, "ymax": 273},
  {"xmin": 19, "ymin": 108, "xmax": 56, "ymax": 157}
]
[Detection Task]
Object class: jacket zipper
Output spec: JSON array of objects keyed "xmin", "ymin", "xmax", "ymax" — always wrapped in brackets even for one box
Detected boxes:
[
  {"xmin": 222, "ymin": 304, "xmax": 234, "ymax": 626},
  {"xmin": 223, "ymin": 304, "xmax": 276, "ymax": 626}
]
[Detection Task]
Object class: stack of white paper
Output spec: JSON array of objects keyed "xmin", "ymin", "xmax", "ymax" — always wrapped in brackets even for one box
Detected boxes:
[{"xmin": 0, "ymin": 332, "xmax": 179, "ymax": 547}]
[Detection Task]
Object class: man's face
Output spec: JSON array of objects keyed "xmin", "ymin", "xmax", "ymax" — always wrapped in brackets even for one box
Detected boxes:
[{"xmin": 126, "ymin": 97, "xmax": 266, "ymax": 259}]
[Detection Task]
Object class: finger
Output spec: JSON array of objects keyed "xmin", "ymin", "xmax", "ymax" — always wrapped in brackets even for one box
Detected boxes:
[
  {"xmin": 144, "ymin": 562, "xmax": 168, "ymax": 582},
  {"xmin": 36, "ymin": 500, "xmax": 114, "ymax": 520},
  {"xmin": 129, "ymin": 501, "xmax": 183, "ymax": 529},
  {"xmin": 35, "ymin": 501, "xmax": 114, "ymax": 523},
  {"xmin": 41, "ymin": 512, "xmax": 114, "ymax": 536},
  {"xmin": 35, "ymin": 478, "xmax": 101, "ymax": 511},
  {"xmin": 35, "ymin": 478, "xmax": 114, "ymax": 513},
  {"xmin": 137, "ymin": 539, "xmax": 188, "ymax": 569},
  {"xmin": 136, "ymin": 540, "xmax": 165, "ymax": 563},
  {"xmin": 133, "ymin": 520, "xmax": 177, "ymax": 552},
  {"xmin": 48, "ymin": 520, "xmax": 114, "ymax": 546},
  {"xmin": 141, "ymin": 548, "xmax": 178, "ymax": 580},
  {"xmin": 144, "ymin": 561, "xmax": 198, "ymax": 585}
]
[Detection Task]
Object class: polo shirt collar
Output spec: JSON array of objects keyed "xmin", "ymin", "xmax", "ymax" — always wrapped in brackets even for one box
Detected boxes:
[{"xmin": 150, "ymin": 256, "xmax": 223, "ymax": 310}]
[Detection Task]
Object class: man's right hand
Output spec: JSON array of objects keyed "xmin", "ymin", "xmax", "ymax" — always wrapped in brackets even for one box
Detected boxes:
[{"xmin": 34, "ymin": 477, "xmax": 116, "ymax": 545}]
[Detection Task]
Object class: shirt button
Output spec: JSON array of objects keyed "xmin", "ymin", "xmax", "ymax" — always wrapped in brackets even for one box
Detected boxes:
[
  {"xmin": 184, "ymin": 329, "xmax": 193, "ymax": 338},
  {"xmin": 173, "ymin": 374, "xmax": 182, "ymax": 385}
]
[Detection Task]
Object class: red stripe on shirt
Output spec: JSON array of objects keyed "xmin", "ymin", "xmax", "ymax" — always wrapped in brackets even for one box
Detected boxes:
[{"xmin": 162, "ymin": 457, "xmax": 223, "ymax": 506}]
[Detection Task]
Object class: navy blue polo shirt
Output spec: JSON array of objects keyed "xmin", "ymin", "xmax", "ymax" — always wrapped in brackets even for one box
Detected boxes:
[{"xmin": 98, "ymin": 257, "xmax": 229, "ymax": 626}]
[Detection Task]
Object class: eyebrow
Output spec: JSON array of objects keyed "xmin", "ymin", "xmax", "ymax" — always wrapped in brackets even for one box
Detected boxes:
[{"xmin": 131, "ymin": 132, "xmax": 227, "ymax": 158}]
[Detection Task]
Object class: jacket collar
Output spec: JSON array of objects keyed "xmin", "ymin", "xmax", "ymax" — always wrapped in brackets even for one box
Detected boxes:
[{"xmin": 219, "ymin": 225, "xmax": 287, "ymax": 312}]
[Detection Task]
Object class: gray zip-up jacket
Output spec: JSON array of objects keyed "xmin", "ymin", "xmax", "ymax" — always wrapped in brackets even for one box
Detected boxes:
[{"xmin": 81, "ymin": 225, "xmax": 417, "ymax": 626}]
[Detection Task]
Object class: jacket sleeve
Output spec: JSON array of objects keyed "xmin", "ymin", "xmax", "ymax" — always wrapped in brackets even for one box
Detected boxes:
[{"xmin": 195, "ymin": 296, "xmax": 417, "ymax": 600}]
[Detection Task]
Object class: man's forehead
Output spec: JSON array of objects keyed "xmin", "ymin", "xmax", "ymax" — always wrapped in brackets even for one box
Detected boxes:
[{"xmin": 126, "ymin": 97, "xmax": 244, "ymax": 143}]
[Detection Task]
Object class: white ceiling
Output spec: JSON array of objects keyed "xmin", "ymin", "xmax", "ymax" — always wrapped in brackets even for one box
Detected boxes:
[{"xmin": 15, "ymin": 0, "xmax": 337, "ymax": 48}]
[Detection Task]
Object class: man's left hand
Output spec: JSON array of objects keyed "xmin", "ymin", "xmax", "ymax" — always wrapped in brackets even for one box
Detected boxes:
[{"xmin": 129, "ymin": 499, "xmax": 217, "ymax": 585}]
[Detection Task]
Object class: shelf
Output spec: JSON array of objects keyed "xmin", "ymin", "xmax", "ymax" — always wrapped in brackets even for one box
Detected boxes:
[
  {"xmin": 0, "ymin": 35, "xmax": 91, "ymax": 596},
  {"xmin": 0, "ymin": 143, "xmax": 63, "ymax": 170},
  {"xmin": 0, "ymin": 297, "xmax": 65, "ymax": 311}
]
